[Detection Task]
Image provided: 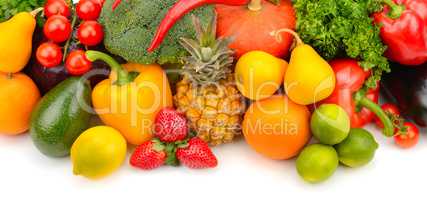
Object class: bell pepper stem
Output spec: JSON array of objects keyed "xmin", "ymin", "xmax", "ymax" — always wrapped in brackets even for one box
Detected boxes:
[
  {"xmin": 381, "ymin": 0, "xmax": 405, "ymax": 19},
  {"xmin": 357, "ymin": 96, "xmax": 394, "ymax": 137},
  {"xmin": 85, "ymin": 51, "xmax": 131, "ymax": 86},
  {"xmin": 248, "ymin": 0, "xmax": 262, "ymax": 11}
]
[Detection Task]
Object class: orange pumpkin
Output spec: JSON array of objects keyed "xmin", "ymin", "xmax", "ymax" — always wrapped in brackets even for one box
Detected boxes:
[{"xmin": 216, "ymin": 0, "xmax": 296, "ymax": 58}]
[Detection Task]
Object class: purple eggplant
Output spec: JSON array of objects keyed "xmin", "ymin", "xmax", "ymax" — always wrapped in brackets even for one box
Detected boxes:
[{"xmin": 381, "ymin": 62, "xmax": 427, "ymax": 127}]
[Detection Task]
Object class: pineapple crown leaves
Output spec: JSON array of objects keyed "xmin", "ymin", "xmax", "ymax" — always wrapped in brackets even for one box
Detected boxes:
[{"xmin": 179, "ymin": 15, "xmax": 235, "ymax": 85}]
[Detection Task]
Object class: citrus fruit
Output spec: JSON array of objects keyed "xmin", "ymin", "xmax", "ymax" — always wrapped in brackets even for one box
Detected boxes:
[
  {"xmin": 235, "ymin": 51, "xmax": 287, "ymax": 100},
  {"xmin": 242, "ymin": 95, "xmax": 311, "ymax": 160},
  {"xmin": 335, "ymin": 128, "xmax": 378, "ymax": 168},
  {"xmin": 296, "ymin": 144, "xmax": 339, "ymax": 183},
  {"xmin": 0, "ymin": 72, "xmax": 40, "ymax": 135},
  {"xmin": 311, "ymin": 104, "xmax": 350, "ymax": 145},
  {"xmin": 71, "ymin": 126, "xmax": 127, "ymax": 179}
]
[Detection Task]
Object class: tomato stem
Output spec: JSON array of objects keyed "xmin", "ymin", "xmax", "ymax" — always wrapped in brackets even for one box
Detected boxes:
[
  {"xmin": 63, "ymin": 11, "xmax": 77, "ymax": 63},
  {"xmin": 85, "ymin": 51, "xmax": 131, "ymax": 86},
  {"xmin": 248, "ymin": 0, "xmax": 262, "ymax": 11}
]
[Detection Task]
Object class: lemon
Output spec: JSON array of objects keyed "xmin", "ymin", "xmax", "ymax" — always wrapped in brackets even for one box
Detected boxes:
[
  {"xmin": 235, "ymin": 51, "xmax": 287, "ymax": 100},
  {"xmin": 71, "ymin": 126, "xmax": 127, "ymax": 179}
]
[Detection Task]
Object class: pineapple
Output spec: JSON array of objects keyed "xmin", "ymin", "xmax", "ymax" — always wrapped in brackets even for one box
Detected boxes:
[{"xmin": 174, "ymin": 15, "xmax": 246, "ymax": 146}]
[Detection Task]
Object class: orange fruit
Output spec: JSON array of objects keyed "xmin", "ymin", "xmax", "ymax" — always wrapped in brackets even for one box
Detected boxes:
[
  {"xmin": 242, "ymin": 95, "xmax": 311, "ymax": 160},
  {"xmin": 0, "ymin": 72, "xmax": 40, "ymax": 135}
]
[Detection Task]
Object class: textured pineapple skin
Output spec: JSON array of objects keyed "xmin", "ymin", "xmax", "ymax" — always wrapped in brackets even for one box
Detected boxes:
[{"xmin": 174, "ymin": 75, "xmax": 246, "ymax": 146}]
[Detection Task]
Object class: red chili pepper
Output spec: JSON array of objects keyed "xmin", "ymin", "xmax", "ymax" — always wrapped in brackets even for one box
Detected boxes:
[
  {"xmin": 373, "ymin": 0, "xmax": 427, "ymax": 66},
  {"xmin": 320, "ymin": 59, "xmax": 394, "ymax": 137},
  {"xmin": 146, "ymin": 0, "xmax": 250, "ymax": 52}
]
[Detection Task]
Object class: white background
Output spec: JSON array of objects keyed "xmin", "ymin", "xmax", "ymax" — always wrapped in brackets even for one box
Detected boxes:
[
  {"xmin": 1, "ymin": 125, "xmax": 426, "ymax": 200},
  {"xmin": 1, "ymin": 0, "xmax": 425, "ymax": 199}
]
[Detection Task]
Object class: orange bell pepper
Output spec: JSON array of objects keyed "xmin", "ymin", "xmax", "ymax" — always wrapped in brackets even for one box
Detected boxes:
[{"xmin": 85, "ymin": 51, "xmax": 173, "ymax": 145}]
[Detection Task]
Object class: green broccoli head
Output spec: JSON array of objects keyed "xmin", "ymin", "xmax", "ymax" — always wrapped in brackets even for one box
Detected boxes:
[{"xmin": 100, "ymin": 0, "xmax": 215, "ymax": 65}]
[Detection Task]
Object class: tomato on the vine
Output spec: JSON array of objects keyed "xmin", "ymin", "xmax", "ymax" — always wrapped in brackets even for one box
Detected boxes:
[
  {"xmin": 394, "ymin": 122, "xmax": 419, "ymax": 149},
  {"xmin": 36, "ymin": 42, "xmax": 63, "ymax": 68},
  {"xmin": 375, "ymin": 103, "xmax": 401, "ymax": 128},
  {"xmin": 44, "ymin": 0, "xmax": 71, "ymax": 18},
  {"xmin": 76, "ymin": 0, "xmax": 102, "ymax": 20},
  {"xmin": 77, "ymin": 21, "xmax": 104, "ymax": 46},
  {"xmin": 44, "ymin": 15, "xmax": 72, "ymax": 43},
  {"xmin": 92, "ymin": 0, "xmax": 106, "ymax": 6},
  {"xmin": 65, "ymin": 50, "xmax": 93, "ymax": 75}
]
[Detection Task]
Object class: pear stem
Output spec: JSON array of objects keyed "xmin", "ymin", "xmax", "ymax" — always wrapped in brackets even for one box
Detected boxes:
[
  {"xmin": 30, "ymin": 7, "xmax": 44, "ymax": 17},
  {"xmin": 271, "ymin": 28, "xmax": 304, "ymax": 46},
  {"xmin": 248, "ymin": 0, "xmax": 263, "ymax": 11}
]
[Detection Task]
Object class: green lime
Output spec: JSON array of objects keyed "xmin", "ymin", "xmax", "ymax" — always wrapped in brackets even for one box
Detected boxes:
[
  {"xmin": 334, "ymin": 128, "xmax": 378, "ymax": 168},
  {"xmin": 311, "ymin": 104, "xmax": 350, "ymax": 145},
  {"xmin": 71, "ymin": 126, "xmax": 127, "ymax": 179},
  {"xmin": 296, "ymin": 144, "xmax": 339, "ymax": 183}
]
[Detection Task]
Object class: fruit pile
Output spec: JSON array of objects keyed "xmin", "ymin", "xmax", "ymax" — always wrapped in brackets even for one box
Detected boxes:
[{"xmin": 0, "ymin": 0, "xmax": 425, "ymax": 182}]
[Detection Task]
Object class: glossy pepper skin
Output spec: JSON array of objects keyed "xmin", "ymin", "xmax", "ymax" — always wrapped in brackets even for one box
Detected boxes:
[
  {"xmin": 85, "ymin": 51, "xmax": 173, "ymax": 145},
  {"xmin": 320, "ymin": 59, "xmax": 394, "ymax": 137},
  {"xmin": 111, "ymin": 0, "xmax": 249, "ymax": 52},
  {"xmin": 373, "ymin": 0, "xmax": 427, "ymax": 66}
]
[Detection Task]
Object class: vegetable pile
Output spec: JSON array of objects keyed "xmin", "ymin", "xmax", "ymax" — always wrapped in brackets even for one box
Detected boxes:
[{"xmin": 1, "ymin": 0, "xmax": 426, "ymax": 183}]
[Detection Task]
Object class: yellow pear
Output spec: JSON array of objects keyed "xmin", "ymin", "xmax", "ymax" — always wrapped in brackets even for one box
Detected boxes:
[
  {"xmin": 0, "ymin": 8, "xmax": 42, "ymax": 73},
  {"xmin": 281, "ymin": 29, "xmax": 336, "ymax": 105}
]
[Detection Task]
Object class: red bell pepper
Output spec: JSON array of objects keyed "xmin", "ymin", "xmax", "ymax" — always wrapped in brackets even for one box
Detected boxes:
[
  {"xmin": 111, "ymin": 0, "xmax": 250, "ymax": 52},
  {"xmin": 373, "ymin": 0, "xmax": 427, "ymax": 66},
  {"xmin": 320, "ymin": 59, "xmax": 394, "ymax": 137}
]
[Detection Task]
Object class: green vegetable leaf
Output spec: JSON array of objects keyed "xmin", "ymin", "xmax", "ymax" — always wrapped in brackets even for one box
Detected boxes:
[
  {"xmin": 294, "ymin": 0, "xmax": 389, "ymax": 90},
  {"xmin": 0, "ymin": 0, "xmax": 46, "ymax": 22}
]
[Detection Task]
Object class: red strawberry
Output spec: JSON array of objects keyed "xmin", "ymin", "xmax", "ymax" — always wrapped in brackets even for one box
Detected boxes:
[
  {"xmin": 154, "ymin": 107, "xmax": 188, "ymax": 142},
  {"xmin": 130, "ymin": 139, "xmax": 166, "ymax": 170},
  {"xmin": 176, "ymin": 137, "xmax": 218, "ymax": 169}
]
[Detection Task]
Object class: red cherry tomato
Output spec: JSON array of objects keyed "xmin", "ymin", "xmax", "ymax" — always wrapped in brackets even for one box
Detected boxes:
[
  {"xmin": 77, "ymin": 21, "xmax": 104, "ymax": 46},
  {"xmin": 92, "ymin": 0, "xmax": 105, "ymax": 6},
  {"xmin": 394, "ymin": 122, "xmax": 420, "ymax": 149},
  {"xmin": 375, "ymin": 103, "xmax": 401, "ymax": 128},
  {"xmin": 36, "ymin": 42, "xmax": 63, "ymax": 68},
  {"xmin": 76, "ymin": 0, "xmax": 102, "ymax": 20},
  {"xmin": 44, "ymin": 15, "xmax": 72, "ymax": 43},
  {"xmin": 65, "ymin": 50, "xmax": 92, "ymax": 75},
  {"xmin": 44, "ymin": 0, "xmax": 71, "ymax": 18}
]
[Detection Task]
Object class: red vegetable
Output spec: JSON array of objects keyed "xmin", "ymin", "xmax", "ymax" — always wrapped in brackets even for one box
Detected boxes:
[
  {"xmin": 320, "ymin": 59, "xmax": 394, "ymax": 137},
  {"xmin": 76, "ymin": 0, "xmax": 102, "ymax": 20},
  {"xmin": 43, "ymin": 15, "xmax": 72, "ymax": 43},
  {"xmin": 375, "ymin": 103, "xmax": 401, "ymax": 128},
  {"xmin": 394, "ymin": 122, "xmax": 419, "ymax": 149},
  {"xmin": 44, "ymin": 0, "xmax": 71, "ymax": 18},
  {"xmin": 373, "ymin": 0, "xmax": 427, "ymax": 66},
  {"xmin": 216, "ymin": 0, "xmax": 296, "ymax": 58},
  {"xmin": 36, "ymin": 42, "xmax": 63, "ymax": 68},
  {"xmin": 121, "ymin": 0, "xmax": 250, "ymax": 52},
  {"xmin": 65, "ymin": 50, "xmax": 93, "ymax": 75},
  {"xmin": 77, "ymin": 21, "xmax": 104, "ymax": 46}
]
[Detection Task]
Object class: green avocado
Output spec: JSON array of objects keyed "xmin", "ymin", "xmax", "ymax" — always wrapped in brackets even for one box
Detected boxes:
[{"xmin": 30, "ymin": 77, "xmax": 92, "ymax": 157}]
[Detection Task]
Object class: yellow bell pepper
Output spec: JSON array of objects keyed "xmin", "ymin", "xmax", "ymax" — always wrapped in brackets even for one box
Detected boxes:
[{"xmin": 86, "ymin": 51, "xmax": 173, "ymax": 145}]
